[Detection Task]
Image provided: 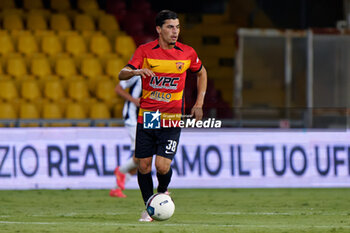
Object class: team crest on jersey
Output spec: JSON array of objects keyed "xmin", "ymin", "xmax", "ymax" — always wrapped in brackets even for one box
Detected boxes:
[{"xmin": 176, "ymin": 62, "xmax": 184, "ymax": 71}]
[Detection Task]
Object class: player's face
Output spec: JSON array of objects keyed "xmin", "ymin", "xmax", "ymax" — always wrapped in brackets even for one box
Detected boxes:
[{"xmin": 158, "ymin": 19, "xmax": 180, "ymax": 46}]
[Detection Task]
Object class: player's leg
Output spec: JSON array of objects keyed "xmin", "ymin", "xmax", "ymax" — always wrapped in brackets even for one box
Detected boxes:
[
  {"xmin": 154, "ymin": 127, "xmax": 181, "ymax": 193},
  {"xmin": 137, "ymin": 157, "xmax": 154, "ymax": 204},
  {"xmin": 135, "ymin": 123, "xmax": 157, "ymax": 205},
  {"xmin": 155, "ymin": 156, "xmax": 172, "ymax": 193},
  {"xmin": 115, "ymin": 155, "xmax": 138, "ymax": 190}
]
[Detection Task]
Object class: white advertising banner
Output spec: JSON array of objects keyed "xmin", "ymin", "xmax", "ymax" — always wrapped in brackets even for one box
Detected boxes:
[{"xmin": 0, "ymin": 128, "xmax": 349, "ymax": 189}]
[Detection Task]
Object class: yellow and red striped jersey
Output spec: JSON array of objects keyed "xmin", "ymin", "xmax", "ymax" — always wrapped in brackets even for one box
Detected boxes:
[{"xmin": 127, "ymin": 39, "xmax": 202, "ymax": 124}]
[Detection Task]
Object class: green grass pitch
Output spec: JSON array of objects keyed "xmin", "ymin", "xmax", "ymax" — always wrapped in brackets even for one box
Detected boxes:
[{"xmin": 0, "ymin": 188, "xmax": 349, "ymax": 233}]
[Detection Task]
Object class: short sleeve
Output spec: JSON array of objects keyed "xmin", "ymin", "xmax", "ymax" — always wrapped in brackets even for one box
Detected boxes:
[
  {"xmin": 189, "ymin": 48, "xmax": 202, "ymax": 73},
  {"xmin": 127, "ymin": 46, "xmax": 144, "ymax": 70}
]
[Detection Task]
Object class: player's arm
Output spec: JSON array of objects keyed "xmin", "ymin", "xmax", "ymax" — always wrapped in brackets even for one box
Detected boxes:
[
  {"xmin": 119, "ymin": 66, "xmax": 155, "ymax": 80},
  {"xmin": 115, "ymin": 84, "xmax": 140, "ymax": 107},
  {"xmin": 191, "ymin": 66, "xmax": 207, "ymax": 121}
]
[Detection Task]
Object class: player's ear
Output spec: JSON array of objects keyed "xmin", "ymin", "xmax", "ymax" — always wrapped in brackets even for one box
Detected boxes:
[{"xmin": 156, "ymin": 26, "xmax": 161, "ymax": 34}]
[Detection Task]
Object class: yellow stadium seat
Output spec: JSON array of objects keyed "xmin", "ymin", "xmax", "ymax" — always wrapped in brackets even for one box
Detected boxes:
[
  {"xmin": 0, "ymin": 32, "xmax": 14, "ymax": 56},
  {"xmin": 21, "ymin": 80, "xmax": 41, "ymax": 101},
  {"xmin": 65, "ymin": 34, "xmax": 86, "ymax": 56},
  {"xmin": 23, "ymin": 0, "xmax": 43, "ymax": 10},
  {"xmin": 89, "ymin": 34, "xmax": 111, "ymax": 57},
  {"xmin": 30, "ymin": 56, "xmax": 51, "ymax": 78},
  {"xmin": 3, "ymin": 14, "xmax": 24, "ymax": 30},
  {"xmin": 27, "ymin": 13, "xmax": 47, "ymax": 30},
  {"xmin": 44, "ymin": 79, "xmax": 65, "ymax": 102},
  {"xmin": 77, "ymin": 0, "xmax": 99, "ymax": 12},
  {"xmin": 28, "ymin": 9, "xmax": 51, "ymax": 21},
  {"xmin": 105, "ymin": 57, "xmax": 124, "ymax": 79},
  {"xmin": 54, "ymin": 57, "xmax": 77, "ymax": 78},
  {"xmin": 61, "ymin": 74, "xmax": 84, "ymax": 90},
  {"xmin": 0, "ymin": 102, "xmax": 16, "ymax": 118},
  {"xmin": 86, "ymin": 74, "xmax": 109, "ymax": 93},
  {"xmin": 0, "ymin": 80, "xmax": 18, "ymax": 101},
  {"xmin": 98, "ymin": 14, "xmax": 119, "ymax": 32},
  {"xmin": 0, "ymin": 102, "xmax": 17, "ymax": 127},
  {"xmin": 65, "ymin": 102, "xmax": 86, "ymax": 119},
  {"xmin": 89, "ymin": 102, "xmax": 110, "ymax": 119},
  {"xmin": 50, "ymin": 0, "xmax": 71, "ymax": 11},
  {"xmin": 74, "ymin": 14, "xmax": 95, "ymax": 31},
  {"xmin": 50, "ymin": 14, "xmax": 72, "ymax": 31},
  {"xmin": 6, "ymin": 56, "xmax": 27, "ymax": 77},
  {"xmin": 19, "ymin": 102, "xmax": 40, "ymax": 126},
  {"xmin": 115, "ymin": 35, "xmax": 136, "ymax": 60},
  {"xmin": 81, "ymin": 57, "xmax": 102, "ymax": 78},
  {"xmin": 41, "ymin": 34, "xmax": 62, "ymax": 56},
  {"xmin": 0, "ymin": 0, "xmax": 15, "ymax": 9},
  {"xmin": 95, "ymin": 79, "xmax": 118, "ymax": 110},
  {"xmin": 42, "ymin": 102, "xmax": 62, "ymax": 119},
  {"xmin": 113, "ymin": 102, "xmax": 123, "ymax": 118},
  {"xmin": 17, "ymin": 34, "xmax": 39, "ymax": 56},
  {"xmin": 33, "ymin": 30, "xmax": 54, "ymax": 45},
  {"xmin": 68, "ymin": 80, "xmax": 90, "ymax": 102}
]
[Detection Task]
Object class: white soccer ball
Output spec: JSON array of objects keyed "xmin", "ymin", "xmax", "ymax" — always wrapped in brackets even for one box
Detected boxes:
[{"xmin": 146, "ymin": 193, "xmax": 175, "ymax": 221}]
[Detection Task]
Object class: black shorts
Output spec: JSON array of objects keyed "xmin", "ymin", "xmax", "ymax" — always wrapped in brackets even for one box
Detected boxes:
[{"xmin": 135, "ymin": 123, "xmax": 181, "ymax": 160}]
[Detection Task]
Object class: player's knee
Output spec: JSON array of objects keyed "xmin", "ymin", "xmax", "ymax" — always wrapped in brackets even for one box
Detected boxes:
[
  {"xmin": 138, "ymin": 161, "xmax": 152, "ymax": 174},
  {"xmin": 155, "ymin": 164, "xmax": 170, "ymax": 175}
]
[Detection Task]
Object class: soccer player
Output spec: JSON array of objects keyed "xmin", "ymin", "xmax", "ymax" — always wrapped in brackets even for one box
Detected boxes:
[
  {"xmin": 118, "ymin": 10, "xmax": 207, "ymax": 222},
  {"xmin": 109, "ymin": 76, "xmax": 142, "ymax": 198}
]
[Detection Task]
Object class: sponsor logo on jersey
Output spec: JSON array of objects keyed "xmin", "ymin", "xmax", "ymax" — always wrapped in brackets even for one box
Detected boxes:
[
  {"xmin": 149, "ymin": 91, "xmax": 172, "ymax": 102},
  {"xmin": 149, "ymin": 76, "xmax": 180, "ymax": 90}
]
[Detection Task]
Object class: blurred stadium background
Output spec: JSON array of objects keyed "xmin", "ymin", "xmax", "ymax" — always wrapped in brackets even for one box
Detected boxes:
[
  {"xmin": 0, "ymin": 0, "xmax": 350, "ymax": 232},
  {"xmin": 0, "ymin": 0, "xmax": 347, "ymax": 128}
]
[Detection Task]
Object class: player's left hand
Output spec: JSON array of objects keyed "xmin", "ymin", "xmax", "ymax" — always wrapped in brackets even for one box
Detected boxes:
[{"xmin": 191, "ymin": 106, "xmax": 203, "ymax": 121}]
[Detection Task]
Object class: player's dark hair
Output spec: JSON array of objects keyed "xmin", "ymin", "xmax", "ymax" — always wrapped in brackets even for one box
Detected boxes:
[{"xmin": 155, "ymin": 10, "xmax": 178, "ymax": 27}]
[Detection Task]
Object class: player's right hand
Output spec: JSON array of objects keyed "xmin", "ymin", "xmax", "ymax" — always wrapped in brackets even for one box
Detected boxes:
[{"xmin": 135, "ymin": 68, "xmax": 155, "ymax": 78}]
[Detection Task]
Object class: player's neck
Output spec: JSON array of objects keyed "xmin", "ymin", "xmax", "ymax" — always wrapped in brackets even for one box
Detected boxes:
[{"xmin": 158, "ymin": 38, "xmax": 175, "ymax": 50}]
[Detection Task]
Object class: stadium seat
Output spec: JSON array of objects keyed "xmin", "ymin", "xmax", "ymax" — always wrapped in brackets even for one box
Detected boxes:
[
  {"xmin": 65, "ymin": 102, "xmax": 87, "ymax": 119},
  {"xmin": 113, "ymin": 102, "xmax": 123, "ymax": 118},
  {"xmin": 41, "ymin": 34, "xmax": 62, "ymax": 56},
  {"xmin": 50, "ymin": 0, "xmax": 71, "ymax": 11},
  {"xmin": 26, "ymin": 13, "xmax": 47, "ymax": 31},
  {"xmin": 21, "ymin": 80, "xmax": 41, "ymax": 102},
  {"xmin": 95, "ymin": 79, "xmax": 118, "ymax": 110},
  {"xmin": 67, "ymin": 80, "xmax": 90, "ymax": 102},
  {"xmin": 0, "ymin": 0, "xmax": 15, "ymax": 9},
  {"xmin": 23, "ymin": 0, "xmax": 43, "ymax": 10},
  {"xmin": 54, "ymin": 57, "xmax": 77, "ymax": 78},
  {"xmin": 65, "ymin": 34, "xmax": 86, "ymax": 56},
  {"xmin": 0, "ymin": 80, "xmax": 18, "ymax": 101},
  {"xmin": 115, "ymin": 35, "xmax": 136, "ymax": 61},
  {"xmin": 3, "ymin": 14, "xmax": 24, "ymax": 30},
  {"xmin": 6, "ymin": 56, "xmax": 27, "ymax": 77},
  {"xmin": 86, "ymin": 74, "xmax": 109, "ymax": 93},
  {"xmin": 50, "ymin": 14, "xmax": 72, "ymax": 31},
  {"xmin": 98, "ymin": 14, "xmax": 120, "ymax": 32},
  {"xmin": 77, "ymin": 0, "xmax": 99, "ymax": 12},
  {"xmin": 89, "ymin": 34, "xmax": 111, "ymax": 57},
  {"xmin": 42, "ymin": 102, "xmax": 62, "ymax": 119},
  {"xmin": 0, "ymin": 102, "xmax": 17, "ymax": 126},
  {"xmin": 105, "ymin": 57, "xmax": 124, "ymax": 80},
  {"xmin": 28, "ymin": 9, "xmax": 51, "ymax": 21},
  {"xmin": 0, "ymin": 32, "xmax": 14, "ymax": 56},
  {"xmin": 61, "ymin": 74, "xmax": 85, "ymax": 90},
  {"xmin": 74, "ymin": 14, "xmax": 95, "ymax": 31},
  {"xmin": 19, "ymin": 102, "xmax": 40, "ymax": 127},
  {"xmin": 17, "ymin": 34, "xmax": 39, "ymax": 56},
  {"xmin": 89, "ymin": 102, "xmax": 111, "ymax": 119},
  {"xmin": 30, "ymin": 56, "xmax": 52, "ymax": 78},
  {"xmin": 44, "ymin": 79, "xmax": 65, "ymax": 102},
  {"xmin": 81, "ymin": 57, "xmax": 102, "ymax": 78}
]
